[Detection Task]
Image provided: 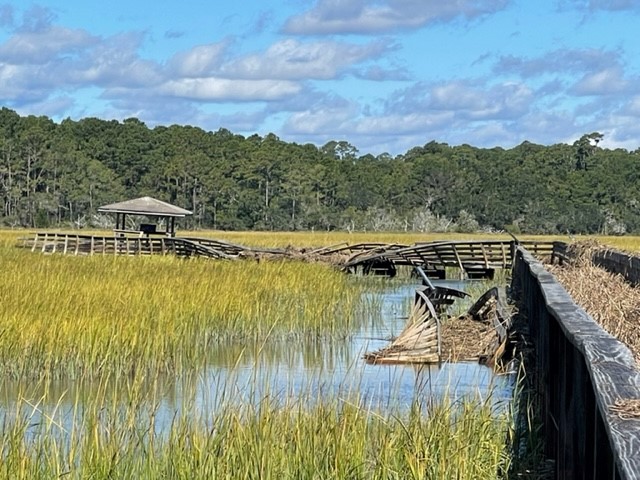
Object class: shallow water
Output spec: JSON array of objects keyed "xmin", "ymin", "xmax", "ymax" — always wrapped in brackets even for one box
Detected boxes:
[{"xmin": 1, "ymin": 278, "xmax": 514, "ymax": 432}]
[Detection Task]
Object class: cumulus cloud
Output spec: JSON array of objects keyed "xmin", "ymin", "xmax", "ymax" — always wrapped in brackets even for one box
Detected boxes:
[
  {"xmin": 220, "ymin": 38, "xmax": 393, "ymax": 80},
  {"xmin": 353, "ymin": 112, "xmax": 455, "ymax": 135},
  {"xmin": 571, "ymin": 67, "xmax": 631, "ymax": 95},
  {"xmin": 354, "ymin": 65, "xmax": 410, "ymax": 81},
  {"xmin": 17, "ymin": 95, "xmax": 76, "ymax": 117},
  {"xmin": 283, "ymin": 107, "xmax": 355, "ymax": 135},
  {"xmin": 17, "ymin": 4, "xmax": 57, "ymax": 33},
  {"xmin": 158, "ymin": 78, "xmax": 302, "ymax": 102},
  {"xmin": 622, "ymin": 96, "xmax": 640, "ymax": 116},
  {"xmin": 282, "ymin": 0, "xmax": 510, "ymax": 35},
  {"xmin": 67, "ymin": 32, "xmax": 163, "ymax": 88},
  {"xmin": 0, "ymin": 6, "xmax": 396, "ymax": 120},
  {"xmin": 168, "ymin": 40, "xmax": 231, "ymax": 77},
  {"xmin": 385, "ymin": 80, "xmax": 533, "ymax": 122},
  {"xmin": 494, "ymin": 48, "xmax": 621, "ymax": 77},
  {"xmin": 0, "ymin": 26, "xmax": 98, "ymax": 64},
  {"xmin": 493, "ymin": 49, "xmax": 639, "ymax": 100}
]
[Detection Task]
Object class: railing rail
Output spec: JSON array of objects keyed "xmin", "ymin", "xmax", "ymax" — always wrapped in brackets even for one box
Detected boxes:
[
  {"xmin": 343, "ymin": 239, "xmax": 558, "ymax": 271},
  {"xmin": 17, "ymin": 232, "xmax": 231, "ymax": 259},
  {"xmin": 512, "ymin": 247, "xmax": 640, "ymax": 480}
]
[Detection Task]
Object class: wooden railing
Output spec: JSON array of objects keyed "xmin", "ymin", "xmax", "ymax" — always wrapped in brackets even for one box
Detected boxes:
[
  {"xmin": 512, "ymin": 247, "xmax": 640, "ymax": 479},
  {"xmin": 17, "ymin": 233, "xmax": 566, "ymax": 274},
  {"xmin": 17, "ymin": 232, "xmax": 231, "ymax": 259},
  {"xmin": 343, "ymin": 239, "xmax": 558, "ymax": 272},
  {"xmin": 592, "ymin": 248, "xmax": 640, "ymax": 286}
]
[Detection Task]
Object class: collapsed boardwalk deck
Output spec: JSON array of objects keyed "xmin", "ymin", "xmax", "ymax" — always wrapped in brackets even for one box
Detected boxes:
[
  {"xmin": 18, "ymin": 232, "xmax": 560, "ymax": 276},
  {"xmin": 342, "ymin": 239, "xmax": 559, "ymax": 275}
]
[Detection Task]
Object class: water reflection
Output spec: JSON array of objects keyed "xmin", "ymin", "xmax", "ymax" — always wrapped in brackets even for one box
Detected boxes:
[{"xmin": 0, "ymin": 278, "xmax": 514, "ymax": 433}]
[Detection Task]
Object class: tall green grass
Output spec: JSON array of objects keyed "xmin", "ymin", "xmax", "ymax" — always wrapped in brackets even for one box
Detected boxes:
[
  {"xmin": 0, "ymin": 246, "xmax": 369, "ymax": 380},
  {"xmin": 1, "ymin": 376, "xmax": 514, "ymax": 480},
  {"xmin": 0, "ymin": 229, "xmax": 537, "ymax": 479}
]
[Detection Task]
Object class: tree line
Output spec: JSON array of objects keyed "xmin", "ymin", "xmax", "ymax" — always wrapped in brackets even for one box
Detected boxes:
[{"xmin": 1, "ymin": 107, "xmax": 638, "ymax": 234}]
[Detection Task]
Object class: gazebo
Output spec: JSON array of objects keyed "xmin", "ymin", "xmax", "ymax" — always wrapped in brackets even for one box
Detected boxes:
[{"xmin": 98, "ymin": 196, "xmax": 192, "ymax": 237}]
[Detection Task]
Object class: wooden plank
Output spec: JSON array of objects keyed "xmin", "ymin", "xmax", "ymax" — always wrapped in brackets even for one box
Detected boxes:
[{"xmin": 515, "ymin": 247, "xmax": 640, "ymax": 480}]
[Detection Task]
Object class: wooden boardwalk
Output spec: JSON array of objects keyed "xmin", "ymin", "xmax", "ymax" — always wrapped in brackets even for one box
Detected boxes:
[
  {"xmin": 513, "ymin": 247, "xmax": 640, "ymax": 480},
  {"xmin": 18, "ymin": 232, "xmax": 561, "ymax": 277},
  {"xmin": 342, "ymin": 239, "xmax": 557, "ymax": 274},
  {"xmin": 18, "ymin": 232, "xmax": 246, "ymax": 259}
]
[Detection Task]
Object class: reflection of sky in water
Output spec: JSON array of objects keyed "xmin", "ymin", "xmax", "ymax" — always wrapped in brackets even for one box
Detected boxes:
[
  {"xmin": 156, "ymin": 278, "xmax": 514, "ymax": 428},
  {"xmin": 1, "ymin": 278, "xmax": 514, "ymax": 435}
]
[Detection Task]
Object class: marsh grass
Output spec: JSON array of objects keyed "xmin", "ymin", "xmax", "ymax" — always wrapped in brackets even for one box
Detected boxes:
[
  {"xmin": 0, "ymin": 228, "xmax": 534, "ymax": 479},
  {"xmin": 0, "ymin": 245, "xmax": 370, "ymax": 380},
  {"xmin": 1, "ymin": 373, "xmax": 515, "ymax": 480}
]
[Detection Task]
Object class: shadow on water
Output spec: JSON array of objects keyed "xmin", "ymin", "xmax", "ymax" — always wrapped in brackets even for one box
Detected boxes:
[{"xmin": 0, "ymin": 278, "xmax": 515, "ymax": 435}]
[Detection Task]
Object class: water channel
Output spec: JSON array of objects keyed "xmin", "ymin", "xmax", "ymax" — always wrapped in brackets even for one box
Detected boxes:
[{"xmin": 1, "ymin": 277, "xmax": 515, "ymax": 437}]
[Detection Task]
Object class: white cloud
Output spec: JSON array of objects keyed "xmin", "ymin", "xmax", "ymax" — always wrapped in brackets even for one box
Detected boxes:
[
  {"xmin": 0, "ymin": 26, "xmax": 98, "ymax": 64},
  {"xmin": 283, "ymin": 104, "xmax": 358, "ymax": 134},
  {"xmin": 571, "ymin": 67, "xmax": 630, "ymax": 95},
  {"xmin": 494, "ymin": 48, "xmax": 621, "ymax": 78},
  {"xmin": 283, "ymin": 0, "xmax": 510, "ymax": 35},
  {"xmin": 388, "ymin": 80, "xmax": 533, "ymax": 121},
  {"xmin": 221, "ymin": 38, "xmax": 392, "ymax": 80},
  {"xmin": 354, "ymin": 112, "xmax": 455, "ymax": 135},
  {"xmin": 168, "ymin": 41, "xmax": 230, "ymax": 77},
  {"xmin": 622, "ymin": 96, "xmax": 640, "ymax": 116},
  {"xmin": 16, "ymin": 95, "xmax": 76, "ymax": 117},
  {"xmin": 159, "ymin": 78, "xmax": 302, "ymax": 102}
]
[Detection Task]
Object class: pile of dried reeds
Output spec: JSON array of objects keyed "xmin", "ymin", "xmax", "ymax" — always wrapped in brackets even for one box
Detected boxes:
[
  {"xmin": 440, "ymin": 316, "xmax": 496, "ymax": 362},
  {"xmin": 548, "ymin": 241, "xmax": 640, "ymax": 363}
]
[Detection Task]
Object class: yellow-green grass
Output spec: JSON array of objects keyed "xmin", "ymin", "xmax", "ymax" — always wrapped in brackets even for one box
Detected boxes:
[
  {"xmin": 0, "ymin": 229, "xmax": 527, "ymax": 478},
  {"xmin": 0, "ymin": 245, "xmax": 370, "ymax": 380},
  {"xmin": 1, "ymin": 379, "xmax": 514, "ymax": 480},
  {"xmin": 3, "ymin": 227, "xmax": 639, "ymax": 381}
]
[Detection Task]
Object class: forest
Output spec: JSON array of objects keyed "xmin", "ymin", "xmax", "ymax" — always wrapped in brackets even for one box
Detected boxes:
[{"xmin": 0, "ymin": 107, "xmax": 638, "ymax": 234}]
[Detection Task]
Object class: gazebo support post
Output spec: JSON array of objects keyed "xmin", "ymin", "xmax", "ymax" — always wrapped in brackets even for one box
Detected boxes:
[{"xmin": 98, "ymin": 197, "xmax": 192, "ymax": 238}]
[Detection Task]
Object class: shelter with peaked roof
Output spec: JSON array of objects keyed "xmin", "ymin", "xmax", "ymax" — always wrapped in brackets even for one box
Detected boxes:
[{"xmin": 98, "ymin": 196, "xmax": 192, "ymax": 237}]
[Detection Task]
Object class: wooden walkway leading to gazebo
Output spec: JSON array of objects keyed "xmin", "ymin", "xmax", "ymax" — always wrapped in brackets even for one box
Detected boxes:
[
  {"xmin": 18, "ymin": 232, "xmax": 562, "ymax": 277},
  {"xmin": 19, "ymin": 232, "xmax": 235, "ymax": 259}
]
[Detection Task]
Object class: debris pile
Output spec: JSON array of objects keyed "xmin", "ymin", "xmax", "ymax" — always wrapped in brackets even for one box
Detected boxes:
[{"xmin": 365, "ymin": 281, "xmax": 513, "ymax": 367}]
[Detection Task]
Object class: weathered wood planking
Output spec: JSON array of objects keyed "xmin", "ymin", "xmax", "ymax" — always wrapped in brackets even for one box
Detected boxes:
[
  {"xmin": 18, "ymin": 232, "xmax": 233, "ymax": 259},
  {"xmin": 512, "ymin": 247, "xmax": 640, "ymax": 480},
  {"xmin": 592, "ymin": 248, "xmax": 640, "ymax": 286},
  {"xmin": 343, "ymin": 239, "xmax": 558, "ymax": 273}
]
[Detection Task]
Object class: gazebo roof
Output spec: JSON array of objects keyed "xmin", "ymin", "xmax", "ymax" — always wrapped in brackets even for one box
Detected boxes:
[{"xmin": 98, "ymin": 196, "xmax": 193, "ymax": 218}]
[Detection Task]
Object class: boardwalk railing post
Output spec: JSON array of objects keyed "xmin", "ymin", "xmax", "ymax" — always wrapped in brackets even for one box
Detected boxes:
[{"xmin": 512, "ymin": 247, "xmax": 640, "ymax": 480}]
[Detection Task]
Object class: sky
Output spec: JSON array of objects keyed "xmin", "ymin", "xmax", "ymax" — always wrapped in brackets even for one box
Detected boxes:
[{"xmin": 1, "ymin": 0, "xmax": 640, "ymax": 156}]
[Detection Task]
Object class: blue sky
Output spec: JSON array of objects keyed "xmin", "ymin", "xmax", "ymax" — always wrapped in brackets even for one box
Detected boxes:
[{"xmin": 1, "ymin": 0, "xmax": 640, "ymax": 155}]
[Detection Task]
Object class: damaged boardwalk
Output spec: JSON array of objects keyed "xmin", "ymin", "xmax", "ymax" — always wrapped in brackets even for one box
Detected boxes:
[
  {"xmin": 364, "ymin": 268, "xmax": 512, "ymax": 367},
  {"xmin": 18, "ymin": 232, "xmax": 558, "ymax": 279},
  {"xmin": 342, "ymin": 239, "xmax": 557, "ymax": 277}
]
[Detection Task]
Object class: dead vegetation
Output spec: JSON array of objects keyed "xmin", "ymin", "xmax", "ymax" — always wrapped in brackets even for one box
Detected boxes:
[
  {"xmin": 365, "ymin": 286, "xmax": 513, "ymax": 366},
  {"xmin": 547, "ymin": 241, "xmax": 640, "ymax": 363},
  {"xmin": 611, "ymin": 398, "xmax": 640, "ymax": 420},
  {"xmin": 440, "ymin": 316, "xmax": 496, "ymax": 362}
]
